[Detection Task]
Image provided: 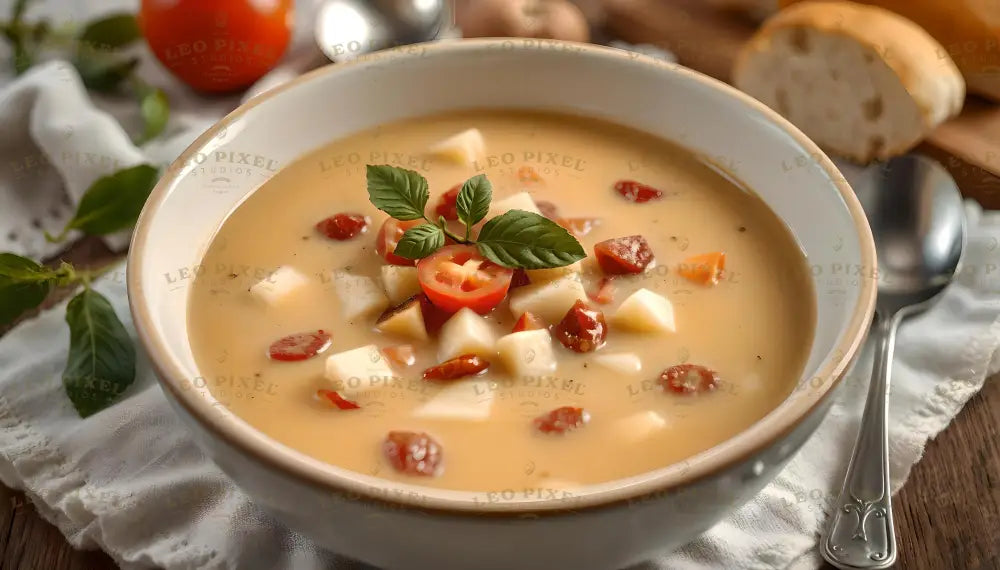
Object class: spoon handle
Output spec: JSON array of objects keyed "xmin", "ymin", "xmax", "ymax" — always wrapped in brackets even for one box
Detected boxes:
[{"xmin": 821, "ymin": 313, "xmax": 898, "ymax": 569}]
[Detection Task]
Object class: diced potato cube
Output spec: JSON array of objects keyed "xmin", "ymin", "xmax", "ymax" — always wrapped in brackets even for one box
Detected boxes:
[
  {"xmin": 509, "ymin": 274, "xmax": 588, "ymax": 323},
  {"xmin": 611, "ymin": 410, "xmax": 670, "ymax": 444},
  {"xmin": 525, "ymin": 261, "xmax": 582, "ymax": 284},
  {"xmin": 380, "ymin": 266, "xmax": 421, "ymax": 304},
  {"xmin": 438, "ymin": 307, "xmax": 497, "ymax": 361},
  {"xmin": 323, "ymin": 344, "xmax": 398, "ymax": 397},
  {"xmin": 249, "ymin": 266, "xmax": 310, "ymax": 306},
  {"xmin": 487, "ymin": 191, "xmax": 542, "ymax": 219},
  {"xmin": 412, "ymin": 379, "xmax": 495, "ymax": 421},
  {"xmin": 611, "ymin": 288, "xmax": 676, "ymax": 333},
  {"xmin": 496, "ymin": 329, "xmax": 558, "ymax": 378},
  {"xmin": 375, "ymin": 302, "xmax": 428, "ymax": 341},
  {"xmin": 333, "ymin": 271, "xmax": 390, "ymax": 321},
  {"xmin": 592, "ymin": 352, "xmax": 642, "ymax": 375},
  {"xmin": 427, "ymin": 128, "xmax": 486, "ymax": 166}
]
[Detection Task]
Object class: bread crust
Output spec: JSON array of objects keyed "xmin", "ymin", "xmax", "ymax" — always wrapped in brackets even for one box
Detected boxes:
[
  {"xmin": 780, "ymin": 0, "xmax": 1000, "ymax": 100},
  {"xmin": 734, "ymin": 1, "xmax": 966, "ymax": 162}
]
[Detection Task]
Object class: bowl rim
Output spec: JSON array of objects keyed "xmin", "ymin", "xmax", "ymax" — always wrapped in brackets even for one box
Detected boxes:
[{"xmin": 127, "ymin": 38, "xmax": 877, "ymax": 515}]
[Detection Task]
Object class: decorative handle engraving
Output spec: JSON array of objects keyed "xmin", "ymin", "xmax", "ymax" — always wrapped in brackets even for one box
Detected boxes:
[{"xmin": 821, "ymin": 314, "xmax": 898, "ymax": 569}]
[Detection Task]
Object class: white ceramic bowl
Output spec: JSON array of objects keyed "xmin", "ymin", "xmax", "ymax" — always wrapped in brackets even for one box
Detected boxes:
[{"xmin": 128, "ymin": 39, "xmax": 876, "ymax": 570}]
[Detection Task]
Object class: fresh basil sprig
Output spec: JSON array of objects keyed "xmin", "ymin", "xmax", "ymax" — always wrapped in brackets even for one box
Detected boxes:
[
  {"xmin": 1, "ymin": 254, "xmax": 135, "ymax": 417},
  {"xmin": 46, "ymin": 163, "xmax": 159, "ymax": 243},
  {"xmin": 366, "ymin": 165, "xmax": 586, "ymax": 269}
]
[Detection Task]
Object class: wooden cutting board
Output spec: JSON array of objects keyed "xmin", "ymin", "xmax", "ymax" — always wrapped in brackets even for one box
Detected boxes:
[{"xmin": 601, "ymin": 0, "xmax": 1000, "ymax": 209}]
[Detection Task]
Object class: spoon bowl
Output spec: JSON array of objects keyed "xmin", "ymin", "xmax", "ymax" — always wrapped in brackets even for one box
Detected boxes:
[
  {"xmin": 857, "ymin": 155, "xmax": 967, "ymax": 313},
  {"xmin": 316, "ymin": 0, "xmax": 449, "ymax": 63},
  {"xmin": 821, "ymin": 154, "xmax": 966, "ymax": 569}
]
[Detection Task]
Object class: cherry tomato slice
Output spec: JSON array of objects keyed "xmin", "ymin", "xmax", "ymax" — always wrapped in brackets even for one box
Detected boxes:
[
  {"xmin": 434, "ymin": 185, "xmax": 462, "ymax": 221},
  {"xmin": 316, "ymin": 213, "xmax": 369, "ymax": 241},
  {"xmin": 422, "ymin": 354, "xmax": 490, "ymax": 381},
  {"xmin": 417, "ymin": 245, "xmax": 514, "ymax": 314},
  {"xmin": 534, "ymin": 406, "xmax": 590, "ymax": 434},
  {"xmin": 383, "ymin": 430, "xmax": 443, "ymax": 476},
  {"xmin": 658, "ymin": 364, "xmax": 720, "ymax": 394},
  {"xmin": 316, "ymin": 389, "xmax": 361, "ymax": 410},
  {"xmin": 376, "ymin": 218, "xmax": 423, "ymax": 266},
  {"xmin": 614, "ymin": 180, "xmax": 664, "ymax": 203},
  {"xmin": 268, "ymin": 330, "xmax": 331, "ymax": 361}
]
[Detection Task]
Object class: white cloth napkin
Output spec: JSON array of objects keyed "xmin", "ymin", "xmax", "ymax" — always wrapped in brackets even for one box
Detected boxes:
[{"xmin": 2, "ymin": 2, "xmax": 1000, "ymax": 569}]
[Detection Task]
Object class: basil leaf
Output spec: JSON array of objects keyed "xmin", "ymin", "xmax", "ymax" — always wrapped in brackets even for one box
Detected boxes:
[
  {"xmin": 136, "ymin": 87, "xmax": 169, "ymax": 144},
  {"xmin": 62, "ymin": 287, "xmax": 136, "ymax": 418},
  {"xmin": 456, "ymin": 174, "xmax": 492, "ymax": 228},
  {"xmin": 476, "ymin": 210, "xmax": 587, "ymax": 269},
  {"xmin": 74, "ymin": 53, "xmax": 139, "ymax": 92},
  {"xmin": 78, "ymin": 13, "xmax": 141, "ymax": 51},
  {"xmin": 366, "ymin": 164, "xmax": 429, "ymax": 221},
  {"xmin": 393, "ymin": 223, "xmax": 445, "ymax": 260},
  {"xmin": 59, "ymin": 163, "xmax": 158, "ymax": 237},
  {"xmin": 0, "ymin": 253, "xmax": 57, "ymax": 325}
]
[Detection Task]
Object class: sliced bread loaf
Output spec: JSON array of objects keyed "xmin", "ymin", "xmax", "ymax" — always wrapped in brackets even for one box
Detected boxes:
[
  {"xmin": 780, "ymin": 0, "xmax": 1000, "ymax": 101},
  {"xmin": 733, "ymin": 1, "xmax": 966, "ymax": 163}
]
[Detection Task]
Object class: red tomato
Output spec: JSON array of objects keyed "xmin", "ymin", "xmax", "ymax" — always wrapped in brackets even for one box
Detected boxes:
[
  {"xmin": 375, "ymin": 218, "xmax": 423, "ymax": 266},
  {"xmin": 417, "ymin": 245, "xmax": 514, "ymax": 314},
  {"xmin": 434, "ymin": 185, "xmax": 462, "ymax": 221},
  {"xmin": 315, "ymin": 213, "xmax": 369, "ymax": 241},
  {"xmin": 139, "ymin": 0, "xmax": 293, "ymax": 93}
]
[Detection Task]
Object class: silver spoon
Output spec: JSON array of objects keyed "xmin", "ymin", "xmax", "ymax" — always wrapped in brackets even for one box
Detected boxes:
[
  {"xmin": 821, "ymin": 154, "xmax": 967, "ymax": 569},
  {"xmin": 315, "ymin": 0, "xmax": 450, "ymax": 63},
  {"xmin": 245, "ymin": 0, "xmax": 452, "ymax": 101}
]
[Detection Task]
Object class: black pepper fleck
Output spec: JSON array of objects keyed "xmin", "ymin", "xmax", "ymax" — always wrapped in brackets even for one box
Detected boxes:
[
  {"xmin": 30, "ymin": 218, "xmax": 41, "ymax": 229},
  {"xmin": 228, "ymin": 273, "xmax": 238, "ymax": 279},
  {"xmin": 6, "ymin": 231, "xmax": 16, "ymax": 241},
  {"xmin": 301, "ymin": 236, "xmax": 310, "ymax": 240},
  {"xmin": 756, "ymin": 355, "xmax": 762, "ymax": 360},
  {"xmin": 670, "ymin": 236, "xmax": 678, "ymax": 241},
  {"xmin": 738, "ymin": 226, "xmax": 747, "ymax": 233}
]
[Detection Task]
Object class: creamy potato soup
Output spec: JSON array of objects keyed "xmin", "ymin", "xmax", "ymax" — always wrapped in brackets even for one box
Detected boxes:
[{"xmin": 188, "ymin": 110, "xmax": 816, "ymax": 493}]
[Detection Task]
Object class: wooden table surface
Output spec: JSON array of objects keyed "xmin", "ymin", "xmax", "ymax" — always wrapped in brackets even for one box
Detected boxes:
[{"xmin": 0, "ymin": 239, "xmax": 997, "ymax": 570}]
